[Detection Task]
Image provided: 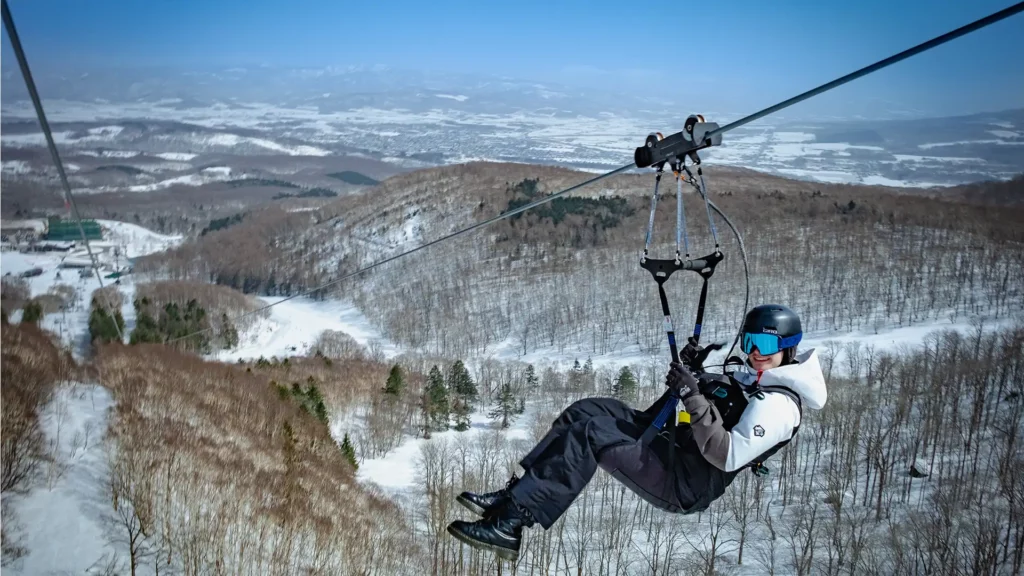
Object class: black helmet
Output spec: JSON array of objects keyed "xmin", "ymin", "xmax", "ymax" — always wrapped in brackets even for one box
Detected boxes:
[{"xmin": 740, "ymin": 304, "xmax": 802, "ymax": 362}]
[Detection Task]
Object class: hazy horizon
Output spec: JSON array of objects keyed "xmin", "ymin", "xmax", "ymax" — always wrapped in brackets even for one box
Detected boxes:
[{"xmin": 2, "ymin": 0, "xmax": 1023, "ymax": 120}]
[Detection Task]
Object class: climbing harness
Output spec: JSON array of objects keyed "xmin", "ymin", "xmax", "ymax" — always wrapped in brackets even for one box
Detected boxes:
[{"xmin": 636, "ymin": 116, "xmax": 726, "ymax": 450}]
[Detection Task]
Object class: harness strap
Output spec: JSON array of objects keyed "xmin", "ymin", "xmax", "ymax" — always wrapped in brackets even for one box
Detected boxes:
[
  {"xmin": 642, "ymin": 170, "xmax": 662, "ymax": 258},
  {"xmin": 747, "ymin": 385, "xmax": 803, "ymax": 476},
  {"xmin": 676, "ymin": 175, "xmax": 689, "ymax": 259}
]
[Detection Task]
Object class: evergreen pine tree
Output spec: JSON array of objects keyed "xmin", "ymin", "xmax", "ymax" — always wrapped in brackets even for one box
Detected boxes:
[
  {"xmin": 340, "ymin": 432, "xmax": 358, "ymax": 470},
  {"xmin": 425, "ymin": 365, "xmax": 449, "ymax": 431},
  {"xmin": 613, "ymin": 366, "xmax": 638, "ymax": 403},
  {"xmin": 568, "ymin": 358, "xmax": 584, "ymax": 391},
  {"xmin": 452, "ymin": 398, "xmax": 471, "ymax": 432},
  {"xmin": 488, "ymin": 382, "xmax": 520, "ymax": 429},
  {"xmin": 305, "ymin": 381, "xmax": 329, "ymax": 425},
  {"xmin": 447, "ymin": 360, "xmax": 476, "ymax": 432},
  {"xmin": 447, "ymin": 360, "xmax": 477, "ymax": 399},
  {"xmin": 383, "ymin": 364, "xmax": 405, "ymax": 396},
  {"xmin": 221, "ymin": 313, "xmax": 239, "ymax": 348},
  {"xmin": 583, "ymin": 356, "xmax": 595, "ymax": 390},
  {"xmin": 274, "ymin": 381, "xmax": 290, "ymax": 399},
  {"xmin": 21, "ymin": 300, "xmax": 42, "ymax": 324},
  {"xmin": 88, "ymin": 304, "xmax": 125, "ymax": 344},
  {"xmin": 130, "ymin": 299, "xmax": 161, "ymax": 344},
  {"xmin": 419, "ymin": 390, "xmax": 433, "ymax": 439},
  {"xmin": 524, "ymin": 364, "xmax": 539, "ymax": 392}
]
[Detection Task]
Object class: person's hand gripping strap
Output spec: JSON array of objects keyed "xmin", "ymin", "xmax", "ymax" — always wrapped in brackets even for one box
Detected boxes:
[{"xmin": 679, "ymin": 337, "xmax": 723, "ymax": 372}]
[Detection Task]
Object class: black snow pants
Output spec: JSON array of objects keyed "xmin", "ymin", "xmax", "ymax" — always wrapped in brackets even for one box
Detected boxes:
[{"xmin": 507, "ymin": 396, "xmax": 708, "ymax": 529}]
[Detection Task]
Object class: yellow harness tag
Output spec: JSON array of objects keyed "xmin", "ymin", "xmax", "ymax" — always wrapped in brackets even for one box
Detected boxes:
[{"xmin": 678, "ymin": 410, "xmax": 691, "ymax": 424}]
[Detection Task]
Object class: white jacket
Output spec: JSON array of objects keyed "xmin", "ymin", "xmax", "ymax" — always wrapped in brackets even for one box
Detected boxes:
[{"xmin": 681, "ymin": 348, "xmax": 828, "ymax": 472}]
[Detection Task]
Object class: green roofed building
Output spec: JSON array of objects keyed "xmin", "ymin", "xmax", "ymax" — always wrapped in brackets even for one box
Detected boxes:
[{"xmin": 46, "ymin": 216, "xmax": 102, "ymax": 241}]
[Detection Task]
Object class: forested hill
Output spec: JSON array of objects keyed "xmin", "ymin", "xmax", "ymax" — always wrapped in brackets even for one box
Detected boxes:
[{"xmin": 137, "ymin": 162, "xmax": 1024, "ymax": 358}]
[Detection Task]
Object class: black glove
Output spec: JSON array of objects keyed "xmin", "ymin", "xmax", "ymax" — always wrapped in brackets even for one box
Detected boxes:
[
  {"xmin": 665, "ymin": 362, "xmax": 700, "ymax": 399},
  {"xmin": 679, "ymin": 337, "xmax": 724, "ymax": 372}
]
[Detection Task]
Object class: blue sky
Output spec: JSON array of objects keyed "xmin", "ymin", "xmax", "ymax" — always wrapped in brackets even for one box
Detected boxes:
[{"xmin": 2, "ymin": 0, "xmax": 1022, "ymax": 116}]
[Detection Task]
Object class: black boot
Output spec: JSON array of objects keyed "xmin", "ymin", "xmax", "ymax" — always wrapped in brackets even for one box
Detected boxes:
[
  {"xmin": 447, "ymin": 499, "xmax": 535, "ymax": 562},
  {"xmin": 456, "ymin": 474, "xmax": 519, "ymax": 517}
]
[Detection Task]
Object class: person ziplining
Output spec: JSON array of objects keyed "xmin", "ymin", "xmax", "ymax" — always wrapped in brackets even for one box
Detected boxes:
[{"xmin": 447, "ymin": 304, "xmax": 827, "ymax": 561}]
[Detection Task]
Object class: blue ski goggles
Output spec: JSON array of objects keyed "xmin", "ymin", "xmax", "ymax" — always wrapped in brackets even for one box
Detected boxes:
[{"xmin": 742, "ymin": 332, "xmax": 802, "ymax": 356}]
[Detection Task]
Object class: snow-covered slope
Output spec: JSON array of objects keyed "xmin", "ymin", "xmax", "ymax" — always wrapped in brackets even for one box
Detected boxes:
[
  {"xmin": 96, "ymin": 220, "xmax": 183, "ymax": 258},
  {"xmin": 2, "ymin": 384, "xmax": 118, "ymax": 576},
  {"xmin": 212, "ymin": 297, "xmax": 400, "ymax": 362}
]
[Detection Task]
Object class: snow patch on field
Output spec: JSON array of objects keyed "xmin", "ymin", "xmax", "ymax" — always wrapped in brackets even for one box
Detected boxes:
[
  {"xmin": 773, "ymin": 132, "xmax": 816, "ymax": 143},
  {"xmin": 2, "ymin": 160, "xmax": 31, "ymax": 174},
  {"xmin": 124, "ymin": 174, "xmax": 204, "ymax": 192},
  {"xmin": 892, "ymin": 154, "xmax": 984, "ymax": 163},
  {"xmin": 1, "ymin": 126, "xmax": 123, "ymax": 148},
  {"xmin": 773, "ymin": 167, "xmax": 948, "ymax": 188},
  {"xmin": 152, "ymin": 152, "xmax": 198, "ymax": 161},
  {"xmin": 0, "ymin": 132, "xmax": 73, "ymax": 146},
  {"xmin": 201, "ymin": 166, "xmax": 232, "ymax": 176},
  {"xmin": 204, "ymin": 133, "xmax": 331, "ymax": 156},
  {"xmin": 356, "ymin": 404, "xmax": 530, "ymax": 491},
  {"xmin": 120, "ymin": 168, "xmax": 236, "ymax": 193},
  {"xmin": 862, "ymin": 175, "xmax": 919, "ymax": 187},
  {"xmin": 987, "ymin": 129, "xmax": 1021, "ymax": 139},
  {"xmin": 920, "ymin": 139, "xmax": 1024, "ymax": 149},
  {"xmin": 214, "ymin": 297, "xmax": 400, "ymax": 362},
  {"xmin": 87, "ymin": 125, "xmax": 124, "ymax": 138},
  {"xmin": 774, "ymin": 167, "xmax": 858, "ymax": 184},
  {"xmin": 79, "ymin": 149, "xmax": 143, "ymax": 159}
]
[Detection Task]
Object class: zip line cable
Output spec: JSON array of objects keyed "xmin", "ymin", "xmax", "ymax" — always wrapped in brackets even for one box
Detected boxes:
[
  {"xmin": 2, "ymin": 0, "xmax": 124, "ymax": 341},
  {"xmin": 171, "ymin": 0, "xmax": 1022, "ymax": 347},
  {"xmin": 7, "ymin": 0, "xmax": 1020, "ymax": 348}
]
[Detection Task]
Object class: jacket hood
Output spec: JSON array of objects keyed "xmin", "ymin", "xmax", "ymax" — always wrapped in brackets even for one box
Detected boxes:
[{"xmin": 733, "ymin": 348, "xmax": 828, "ymax": 410}]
